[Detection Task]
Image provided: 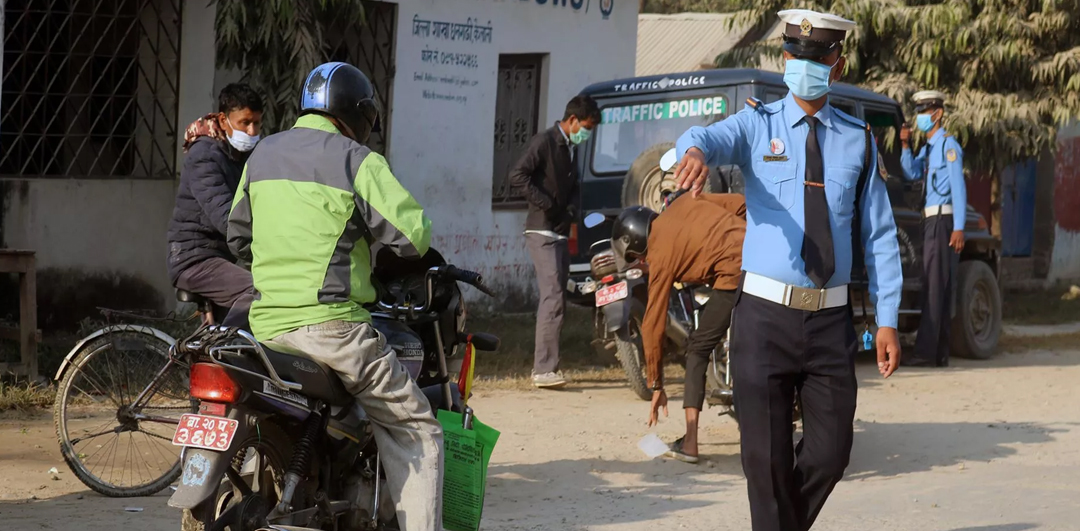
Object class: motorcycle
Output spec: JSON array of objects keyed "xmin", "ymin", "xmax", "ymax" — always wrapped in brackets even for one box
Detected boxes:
[
  {"xmin": 168, "ymin": 247, "xmax": 499, "ymax": 531},
  {"xmin": 579, "ymin": 212, "xmax": 734, "ymax": 408}
]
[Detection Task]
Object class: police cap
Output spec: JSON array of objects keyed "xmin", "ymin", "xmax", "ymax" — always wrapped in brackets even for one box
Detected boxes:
[
  {"xmin": 777, "ymin": 9, "xmax": 856, "ymax": 59},
  {"xmin": 913, "ymin": 90, "xmax": 947, "ymax": 113}
]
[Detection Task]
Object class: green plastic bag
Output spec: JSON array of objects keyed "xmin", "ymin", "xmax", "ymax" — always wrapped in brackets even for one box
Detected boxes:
[{"xmin": 437, "ymin": 409, "xmax": 500, "ymax": 531}]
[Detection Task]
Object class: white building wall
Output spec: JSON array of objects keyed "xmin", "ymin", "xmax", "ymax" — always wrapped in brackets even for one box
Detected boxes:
[
  {"xmin": 388, "ymin": 0, "xmax": 637, "ymax": 307},
  {"xmin": 1, "ymin": 0, "xmax": 218, "ymax": 307}
]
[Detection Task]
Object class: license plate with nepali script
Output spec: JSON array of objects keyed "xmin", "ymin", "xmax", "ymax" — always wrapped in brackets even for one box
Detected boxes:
[
  {"xmin": 171, "ymin": 414, "xmax": 238, "ymax": 452},
  {"xmin": 595, "ymin": 281, "xmax": 628, "ymax": 307}
]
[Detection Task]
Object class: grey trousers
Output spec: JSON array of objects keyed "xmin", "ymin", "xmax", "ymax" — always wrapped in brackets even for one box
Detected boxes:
[
  {"xmin": 174, "ymin": 257, "xmax": 253, "ymax": 329},
  {"xmin": 524, "ymin": 233, "xmax": 570, "ymax": 374},
  {"xmin": 269, "ymin": 320, "xmax": 444, "ymax": 531},
  {"xmin": 914, "ymin": 213, "xmax": 956, "ymax": 365}
]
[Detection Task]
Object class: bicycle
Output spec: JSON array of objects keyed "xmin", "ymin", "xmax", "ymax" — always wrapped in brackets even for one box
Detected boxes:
[{"xmin": 52, "ymin": 290, "xmax": 215, "ymax": 497}]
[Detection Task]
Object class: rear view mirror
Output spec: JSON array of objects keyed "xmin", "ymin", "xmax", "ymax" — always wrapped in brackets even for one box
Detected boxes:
[
  {"xmin": 659, "ymin": 148, "xmax": 678, "ymax": 173},
  {"xmin": 583, "ymin": 212, "xmax": 606, "ymax": 229}
]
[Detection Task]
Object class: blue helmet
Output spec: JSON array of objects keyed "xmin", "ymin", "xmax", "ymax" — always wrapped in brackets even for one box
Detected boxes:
[{"xmin": 299, "ymin": 62, "xmax": 380, "ymax": 143}]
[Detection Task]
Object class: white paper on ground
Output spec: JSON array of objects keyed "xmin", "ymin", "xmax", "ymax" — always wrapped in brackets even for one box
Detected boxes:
[{"xmin": 637, "ymin": 433, "xmax": 669, "ymax": 458}]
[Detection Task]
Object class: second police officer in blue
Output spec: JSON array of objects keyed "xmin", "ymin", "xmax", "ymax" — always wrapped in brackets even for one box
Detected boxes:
[
  {"xmin": 900, "ymin": 90, "xmax": 968, "ymax": 367},
  {"xmin": 671, "ymin": 9, "xmax": 904, "ymax": 531}
]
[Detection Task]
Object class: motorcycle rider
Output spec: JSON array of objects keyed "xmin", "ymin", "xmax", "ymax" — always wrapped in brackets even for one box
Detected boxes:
[
  {"xmin": 612, "ymin": 191, "xmax": 747, "ymax": 463},
  {"xmin": 227, "ymin": 62, "xmax": 442, "ymax": 531}
]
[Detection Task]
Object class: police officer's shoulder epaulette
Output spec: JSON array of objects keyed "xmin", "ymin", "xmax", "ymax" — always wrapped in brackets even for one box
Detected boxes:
[
  {"xmin": 832, "ymin": 106, "xmax": 867, "ymax": 130},
  {"xmin": 744, "ymin": 97, "xmax": 779, "ymax": 115}
]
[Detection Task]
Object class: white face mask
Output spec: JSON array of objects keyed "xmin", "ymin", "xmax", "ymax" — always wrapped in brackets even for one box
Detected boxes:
[{"xmin": 226, "ymin": 117, "xmax": 260, "ymax": 152}]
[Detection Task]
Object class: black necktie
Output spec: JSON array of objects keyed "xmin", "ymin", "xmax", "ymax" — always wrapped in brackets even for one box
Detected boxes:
[{"xmin": 802, "ymin": 116, "xmax": 834, "ymax": 288}]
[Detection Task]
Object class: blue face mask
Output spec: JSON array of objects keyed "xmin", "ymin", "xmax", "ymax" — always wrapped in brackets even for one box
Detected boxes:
[
  {"xmin": 226, "ymin": 117, "xmax": 260, "ymax": 152},
  {"xmin": 783, "ymin": 58, "xmax": 837, "ymax": 101},
  {"xmin": 916, "ymin": 113, "xmax": 936, "ymax": 133}
]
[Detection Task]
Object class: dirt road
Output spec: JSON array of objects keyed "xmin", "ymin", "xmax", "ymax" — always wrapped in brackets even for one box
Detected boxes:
[{"xmin": 3, "ymin": 345, "xmax": 1078, "ymax": 531}]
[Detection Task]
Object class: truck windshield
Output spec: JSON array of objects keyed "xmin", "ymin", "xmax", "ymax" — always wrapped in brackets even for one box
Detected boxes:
[{"xmin": 591, "ymin": 92, "xmax": 733, "ymax": 175}]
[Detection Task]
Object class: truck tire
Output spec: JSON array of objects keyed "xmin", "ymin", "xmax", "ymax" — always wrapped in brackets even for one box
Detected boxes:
[
  {"xmin": 950, "ymin": 260, "xmax": 1002, "ymax": 360},
  {"xmin": 614, "ymin": 299, "xmax": 652, "ymax": 401},
  {"xmin": 621, "ymin": 142, "xmax": 715, "ymax": 210}
]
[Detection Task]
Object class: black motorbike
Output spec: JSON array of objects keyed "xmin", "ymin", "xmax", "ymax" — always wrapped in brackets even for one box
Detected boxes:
[
  {"xmin": 168, "ymin": 247, "xmax": 499, "ymax": 531},
  {"xmin": 580, "ymin": 212, "xmax": 734, "ymax": 406}
]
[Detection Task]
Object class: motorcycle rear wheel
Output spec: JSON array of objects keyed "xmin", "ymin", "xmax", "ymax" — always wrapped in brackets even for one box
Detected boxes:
[
  {"xmin": 614, "ymin": 300, "xmax": 651, "ymax": 401},
  {"xmin": 181, "ymin": 422, "xmax": 293, "ymax": 531}
]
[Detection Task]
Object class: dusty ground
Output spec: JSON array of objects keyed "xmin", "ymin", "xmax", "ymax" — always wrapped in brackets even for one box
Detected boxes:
[{"xmin": 2, "ymin": 337, "xmax": 1078, "ymax": 531}]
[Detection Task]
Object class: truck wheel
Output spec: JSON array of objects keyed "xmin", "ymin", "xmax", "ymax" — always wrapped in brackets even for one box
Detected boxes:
[
  {"xmin": 621, "ymin": 142, "xmax": 715, "ymax": 210},
  {"xmin": 950, "ymin": 260, "xmax": 1002, "ymax": 359},
  {"xmin": 614, "ymin": 299, "xmax": 652, "ymax": 401}
]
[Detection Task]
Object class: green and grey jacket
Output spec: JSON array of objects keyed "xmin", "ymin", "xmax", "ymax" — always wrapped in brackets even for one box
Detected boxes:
[{"xmin": 227, "ymin": 114, "xmax": 432, "ymax": 341}]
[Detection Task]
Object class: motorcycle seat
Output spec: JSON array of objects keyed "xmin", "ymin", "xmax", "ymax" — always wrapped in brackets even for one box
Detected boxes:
[{"xmin": 260, "ymin": 343, "xmax": 355, "ymax": 407}]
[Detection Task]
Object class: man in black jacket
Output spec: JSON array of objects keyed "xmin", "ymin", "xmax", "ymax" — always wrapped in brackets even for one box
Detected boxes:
[
  {"xmin": 166, "ymin": 84, "xmax": 263, "ymax": 328},
  {"xmin": 509, "ymin": 95, "xmax": 600, "ymax": 388}
]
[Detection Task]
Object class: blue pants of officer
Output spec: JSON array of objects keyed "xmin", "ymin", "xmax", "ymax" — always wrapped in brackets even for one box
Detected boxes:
[
  {"xmin": 913, "ymin": 213, "xmax": 955, "ymax": 366},
  {"xmin": 732, "ymin": 287, "xmax": 858, "ymax": 531}
]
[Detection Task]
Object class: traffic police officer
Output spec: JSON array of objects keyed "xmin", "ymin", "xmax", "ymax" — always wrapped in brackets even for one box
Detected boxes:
[
  {"xmin": 672, "ymin": 9, "xmax": 903, "ymax": 531},
  {"xmin": 900, "ymin": 90, "xmax": 967, "ymax": 367}
]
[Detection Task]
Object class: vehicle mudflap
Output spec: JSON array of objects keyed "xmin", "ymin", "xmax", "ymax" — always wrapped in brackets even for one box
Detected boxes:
[
  {"xmin": 602, "ymin": 299, "xmax": 631, "ymax": 334},
  {"xmin": 168, "ymin": 415, "xmax": 253, "ymax": 510}
]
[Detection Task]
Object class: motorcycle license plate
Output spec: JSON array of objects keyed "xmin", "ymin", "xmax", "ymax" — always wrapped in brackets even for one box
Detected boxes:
[
  {"xmin": 171, "ymin": 413, "xmax": 238, "ymax": 452},
  {"xmin": 595, "ymin": 281, "xmax": 628, "ymax": 307}
]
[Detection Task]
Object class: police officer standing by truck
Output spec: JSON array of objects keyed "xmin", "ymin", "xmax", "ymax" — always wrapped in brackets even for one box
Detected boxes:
[
  {"xmin": 900, "ymin": 90, "xmax": 967, "ymax": 367},
  {"xmin": 672, "ymin": 9, "xmax": 903, "ymax": 531}
]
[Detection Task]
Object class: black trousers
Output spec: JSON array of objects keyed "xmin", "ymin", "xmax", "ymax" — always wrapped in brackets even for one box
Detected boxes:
[
  {"xmin": 683, "ymin": 289, "xmax": 736, "ymax": 411},
  {"xmin": 175, "ymin": 257, "xmax": 253, "ymax": 330},
  {"xmin": 732, "ymin": 290, "xmax": 858, "ymax": 531},
  {"xmin": 914, "ymin": 213, "xmax": 955, "ymax": 366}
]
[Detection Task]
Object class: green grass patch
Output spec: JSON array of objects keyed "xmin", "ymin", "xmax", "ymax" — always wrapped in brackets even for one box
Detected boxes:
[{"xmin": 1003, "ymin": 288, "xmax": 1080, "ymax": 325}]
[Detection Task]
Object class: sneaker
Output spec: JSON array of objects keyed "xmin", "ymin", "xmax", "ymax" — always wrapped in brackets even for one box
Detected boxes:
[{"xmin": 532, "ymin": 371, "xmax": 569, "ymax": 389}]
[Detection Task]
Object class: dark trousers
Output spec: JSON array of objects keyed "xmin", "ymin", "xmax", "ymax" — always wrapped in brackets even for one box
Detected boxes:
[
  {"xmin": 175, "ymin": 257, "xmax": 254, "ymax": 330},
  {"xmin": 732, "ymin": 291, "xmax": 858, "ymax": 531},
  {"xmin": 684, "ymin": 289, "xmax": 736, "ymax": 411},
  {"xmin": 914, "ymin": 213, "xmax": 955, "ymax": 366},
  {"xmin": 524, "ymin": 233, "xmax": 570, "ymax": 374}
]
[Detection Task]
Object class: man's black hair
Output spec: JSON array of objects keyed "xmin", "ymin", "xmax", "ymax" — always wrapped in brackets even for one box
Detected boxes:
[
  {"xmin": 563, "ymin": 95, "xmax": 601, "ymax": 123},
  {"xmin": 218, "ymin": 83, "xmax": 264, "ymax": 114}
]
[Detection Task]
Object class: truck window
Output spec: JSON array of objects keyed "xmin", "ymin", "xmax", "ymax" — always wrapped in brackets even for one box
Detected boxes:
[
  {"xmin": 591, "ymin": 90, "xmax": 736, "ymax": 176},
  {"xmin": 864, "ymin": 106, "xmax": 902, "ymax": 179},
  {"xmin": 832, "ymin": 99, "xmax": 856, "ymax": 117}
]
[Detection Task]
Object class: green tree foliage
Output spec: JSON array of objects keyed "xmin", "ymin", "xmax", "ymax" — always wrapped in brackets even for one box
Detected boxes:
[
  {"xmin": 215, "ymin": 0, "xmax": 368, "ymax": 133},
  {"xmin": 717, "ymin": 0, "xmax": 1080, "ymax": 173}
]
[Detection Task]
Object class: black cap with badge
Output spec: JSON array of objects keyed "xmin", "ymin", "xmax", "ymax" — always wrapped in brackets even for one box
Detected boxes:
[{"xmin": 778, "ymin": 9, "xmax": 857, "ymax": 59}]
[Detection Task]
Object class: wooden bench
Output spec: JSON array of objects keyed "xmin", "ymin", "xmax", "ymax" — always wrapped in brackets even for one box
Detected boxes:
[{"xmin": 0, "ymin": 250, "xmax": 38, "ymax": 378}]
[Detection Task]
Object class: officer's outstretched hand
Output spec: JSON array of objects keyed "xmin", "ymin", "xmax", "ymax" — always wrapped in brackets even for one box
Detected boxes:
[
  {"xmin": 674, "ymin": 147, "xmax": 709, "ymax": 198},
  {"xmin": 876, "ymin": 327, "xmax": 901, "ymax": 378}
]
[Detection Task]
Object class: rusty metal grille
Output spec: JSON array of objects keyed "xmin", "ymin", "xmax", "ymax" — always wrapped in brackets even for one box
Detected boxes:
[
  {"xmin": 492, "ymin": 54, "xmax": 543, "ymax": 207},
  {"xmin": 1, "ymin": 0, "xmax": 182, "ymax": 179},
  {"xmin": 324, "ymin": 1, "xmax": 396, "ymax": 155}
]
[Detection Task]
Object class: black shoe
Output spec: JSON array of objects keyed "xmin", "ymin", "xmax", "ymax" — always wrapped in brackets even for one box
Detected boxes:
[{"xmin": 902, "ymin": 357, "xmax": 935, "ymax": 367}]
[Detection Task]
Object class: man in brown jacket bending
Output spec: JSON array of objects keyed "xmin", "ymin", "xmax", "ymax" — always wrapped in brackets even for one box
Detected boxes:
[{"xmin": 611, "ymin": 192, "xmax": 746, "ymax": 462}]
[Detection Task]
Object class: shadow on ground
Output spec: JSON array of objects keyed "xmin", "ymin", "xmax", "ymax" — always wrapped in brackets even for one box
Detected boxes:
[
  {"xmin": 483, "ymin": 456, "xmax": 742, "ymax": 530},
  {"xmin": 846, "ymin": 420, "xmax": 1062, "ymax": 479}
]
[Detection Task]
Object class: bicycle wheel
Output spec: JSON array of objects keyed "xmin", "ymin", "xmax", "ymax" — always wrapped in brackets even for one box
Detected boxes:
[{"xmin": 54, "ymin": 330, "xmax": 196, "ymax": 497}]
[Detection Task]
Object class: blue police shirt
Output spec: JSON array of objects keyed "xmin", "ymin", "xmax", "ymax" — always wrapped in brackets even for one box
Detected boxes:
[
  {"xmin": 900, "ymin": 128, "xmax": 967, "ymax": 232},
  {"xmin": 675, "ymin": 92, "xmax": 903, "ymax": 329}
]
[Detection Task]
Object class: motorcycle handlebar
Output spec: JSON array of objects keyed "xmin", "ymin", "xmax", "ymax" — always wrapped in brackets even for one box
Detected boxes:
[
  {"xmin": 373, "ymin": 264, "xmax": 496, "ymax": 315},
  {"xmin": 441, "ymin": 265, "xmax": 496, "ymax": 297}
]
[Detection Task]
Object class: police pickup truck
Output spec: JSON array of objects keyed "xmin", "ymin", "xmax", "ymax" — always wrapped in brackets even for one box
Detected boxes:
[{"xmin": 567, "ymin": 68, "xmax": 1002, "ymax": 359}]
